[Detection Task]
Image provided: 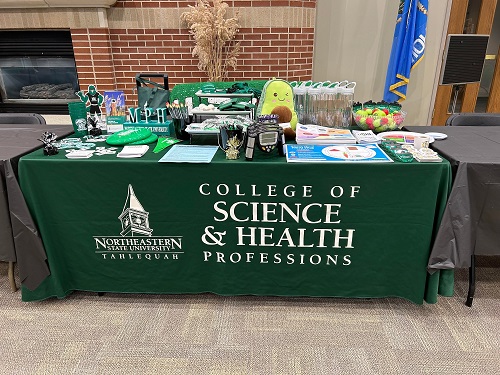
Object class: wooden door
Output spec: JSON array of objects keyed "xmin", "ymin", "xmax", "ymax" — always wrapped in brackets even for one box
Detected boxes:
[{"xmin": 432, "ymin": 0, "xmax": 498, "ymax": 125}]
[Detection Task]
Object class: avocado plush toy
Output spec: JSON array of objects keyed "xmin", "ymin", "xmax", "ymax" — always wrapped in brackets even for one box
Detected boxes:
[{"xmin": 256, "ymin": 79, "xmax": 298, "ymax": 131}]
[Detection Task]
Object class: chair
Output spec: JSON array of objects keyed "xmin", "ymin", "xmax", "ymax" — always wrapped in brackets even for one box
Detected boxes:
[
  {"xmin": 0, "ymin": 113, "xmax": 46, "ymax": 125},
  {"xmin": 446, "ymin": 112, "xmax": 500, "ymax": 126}
]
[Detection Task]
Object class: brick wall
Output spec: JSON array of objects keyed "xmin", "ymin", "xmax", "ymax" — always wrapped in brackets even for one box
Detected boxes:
[{"xmin": 0, "ymin": 0, "xmax": 316, "ymax": 107}]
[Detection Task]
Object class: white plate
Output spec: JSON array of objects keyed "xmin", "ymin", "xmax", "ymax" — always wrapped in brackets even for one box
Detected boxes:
[
  {"xmin": 424, "ymin": 132, "xmax": 448, "ymax": 140},
  {"xmin": 377, "ymin": 131, "xmax": 434, "ymax": 144}
]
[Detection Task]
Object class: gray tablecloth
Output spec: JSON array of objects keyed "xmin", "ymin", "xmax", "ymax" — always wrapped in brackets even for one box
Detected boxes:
[
  {"xmin": 404, "ymin": 126, "xmax": 500, "ymax": 270},
  {"xmin": 0, "ymin": 124, "xmax": 73, "ymax": 289}
]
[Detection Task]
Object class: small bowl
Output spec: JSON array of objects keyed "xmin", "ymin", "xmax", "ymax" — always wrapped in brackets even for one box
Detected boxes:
[{"xmin": 353, "ymin": 111, "xmax": 406, "ymax": 133}]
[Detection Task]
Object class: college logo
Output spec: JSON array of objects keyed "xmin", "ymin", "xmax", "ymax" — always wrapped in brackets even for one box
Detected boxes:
[
  {"xmin": 93, "ymin": 184, "xmax": 184, "ymax": 261},
  {"xmin": 75, "ymin": 118, "xmax": 87, "ymax": 131},
  {"xmin": 118, "ymin": 184, "xmax": 153, "ymax": 236}
]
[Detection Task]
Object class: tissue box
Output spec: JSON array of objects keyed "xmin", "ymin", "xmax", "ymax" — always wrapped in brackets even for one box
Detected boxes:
[{"xmin": 123, "ymin": 120, "xmax": 174, "ymax": 136}]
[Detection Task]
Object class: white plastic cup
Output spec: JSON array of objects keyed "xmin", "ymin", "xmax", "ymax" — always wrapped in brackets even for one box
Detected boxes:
[{"xmin": 414, "ymin": 135, "xmax": 430, "ymax": 149}]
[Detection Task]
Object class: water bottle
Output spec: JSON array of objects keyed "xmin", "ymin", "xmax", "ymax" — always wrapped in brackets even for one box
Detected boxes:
[
  {"xmin": 293, "ymin": 81, "xmax": 311, "ymax": 125},
  {"xmin": 316, "ymin": 81, "xmax": 333, "ymax": 127},
  {"xmin": 328, "ymin": 80, "xmax": 347, "ymax": 128},
  {"xmin": 341, "ymin": 82, "xmax": 356, "ymax": 128},
  {"xmin": 306, "ymin": 82, "xmax": 323, "ymax": 125},
  {"xmin": 322, "ymin": 82, "xmax": 338, "ymax": 127}
]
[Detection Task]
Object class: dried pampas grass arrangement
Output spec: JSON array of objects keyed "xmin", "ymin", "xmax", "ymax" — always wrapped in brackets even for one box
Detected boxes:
[{"xmin": 181, "ymin": 0, "xmax": 241, "ymax": 82}]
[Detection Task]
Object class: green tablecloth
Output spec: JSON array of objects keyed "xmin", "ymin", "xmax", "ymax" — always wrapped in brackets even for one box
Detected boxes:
[{"xmin": 18, "ymin": 143, "xmax": 452, "ymax": 303}]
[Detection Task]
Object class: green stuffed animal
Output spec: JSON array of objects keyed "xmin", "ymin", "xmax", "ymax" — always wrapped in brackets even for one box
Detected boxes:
[{"xmin": 256, "ymin": 79, "xmax": 298, "ymax": 131}]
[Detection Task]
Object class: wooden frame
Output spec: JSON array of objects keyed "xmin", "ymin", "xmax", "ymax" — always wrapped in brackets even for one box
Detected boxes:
[{"xmin": 432, "ymin": 0, "xmax": 499, "ymax": 125}]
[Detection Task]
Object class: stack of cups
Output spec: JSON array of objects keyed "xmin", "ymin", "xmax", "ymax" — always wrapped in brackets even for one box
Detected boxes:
[{"xmin": 67, "ymin": 101, "xmax": 88, "ymax": 137}]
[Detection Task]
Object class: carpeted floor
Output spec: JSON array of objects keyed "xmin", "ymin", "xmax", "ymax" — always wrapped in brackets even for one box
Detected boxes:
[{"xmin": 1, "ymin": 260, "xmax": 499, "ymax": 375}]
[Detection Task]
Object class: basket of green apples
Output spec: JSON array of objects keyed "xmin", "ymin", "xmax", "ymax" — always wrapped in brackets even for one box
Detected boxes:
[{"xmin": 352, "ymin": 101, "xmax": 406, "ymax": 133}]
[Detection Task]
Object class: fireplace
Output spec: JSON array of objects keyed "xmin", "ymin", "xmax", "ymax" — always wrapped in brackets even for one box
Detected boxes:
[{"xmin": 0, "ymin": 30, "xmax": 80, "ymax": 114}]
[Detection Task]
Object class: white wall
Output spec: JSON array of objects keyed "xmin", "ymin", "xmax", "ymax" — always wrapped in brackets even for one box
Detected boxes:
[{"xmin": 313, "ymin": 0, "xmax": 452, "ymax": 127}]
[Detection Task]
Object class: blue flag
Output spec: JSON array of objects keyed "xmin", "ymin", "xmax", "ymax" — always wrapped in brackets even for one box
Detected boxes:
[{"xmin": 383, "ymin": 0, "xmax": 428, "ymax": 103}]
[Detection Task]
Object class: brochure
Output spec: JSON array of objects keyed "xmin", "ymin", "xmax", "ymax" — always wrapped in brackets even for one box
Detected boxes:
[
  {"xmin": 295, "ymin": 124, "xmax": 356, "ymax": 144},
  {"xmin": 285, "ymin": 143, "xmax": 393, "ymax": 163},
  {"xmin": 352, "ymin": 130, "xmax": 380, "ymax": 144},
  {"xmin": 104, "ymin": 91, "xmax": 127, "ymax": 133}
]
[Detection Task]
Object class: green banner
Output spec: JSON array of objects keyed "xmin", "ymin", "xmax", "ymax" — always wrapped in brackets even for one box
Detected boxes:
[{"xmin": 19, "ymin": 146, "xmax": 451, "ymax": 303}]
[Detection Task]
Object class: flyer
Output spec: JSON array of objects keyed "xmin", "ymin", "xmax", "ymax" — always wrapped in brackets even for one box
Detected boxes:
[
  {"xmin": 285, "ymin": 143, "xmax": 393, "ymax": 163},
  {"xmin": 158, "ymin": 145, "xmax": 219, "ymax": 163},
  {"xmin": 104, "ymin": 90, "xmax": 127, "ymax": 133}
]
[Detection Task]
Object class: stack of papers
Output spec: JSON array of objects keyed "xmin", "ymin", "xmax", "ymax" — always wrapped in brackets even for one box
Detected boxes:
[
  {"xmin": 352, "ymin": 130, "xmax": 380, "ymax": 144},
  {"xmin": 117, "ymin": 145, "xmax": 149, "ymax": 158},
  {"xmin": 65, "ymin": 150, "xmax": 94, "ymax": 159},
  {"xmin": 296, "ymin": 124, "xmax": 356, "ymax": 144}
]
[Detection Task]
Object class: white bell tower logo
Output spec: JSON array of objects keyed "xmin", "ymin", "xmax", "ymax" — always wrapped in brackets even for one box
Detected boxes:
[{"xmin": 118, "ymin": 184, "xmax": 153, "ymax": 237}]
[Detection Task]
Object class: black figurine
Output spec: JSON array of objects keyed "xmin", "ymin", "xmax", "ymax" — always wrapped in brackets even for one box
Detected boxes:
[
  {"xmin": 87, "ymin": 114, "xmax": 103, "ymax": 137},
  {"xmin": 38, "ymin": 132, "xmax": 59, "ymax": 156}
]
